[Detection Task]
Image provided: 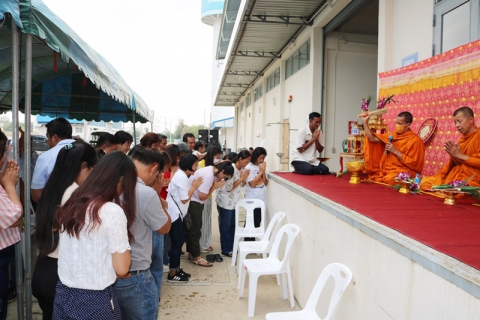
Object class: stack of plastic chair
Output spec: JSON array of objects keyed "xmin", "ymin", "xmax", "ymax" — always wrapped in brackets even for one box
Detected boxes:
[
  {"xmin": 265, "ymin": 263, "xmax": 353, "ymax": 320},
  {"xmin": 237, "ymin": 211, "xmax": 286, "ymax": 287},
  {"xmin": 231, "ymin": 198, "xmax": 266, "ymax": 267},
  {"xmin": 238, "ymin": 223, "xmax": 300, "ymax": 317}
]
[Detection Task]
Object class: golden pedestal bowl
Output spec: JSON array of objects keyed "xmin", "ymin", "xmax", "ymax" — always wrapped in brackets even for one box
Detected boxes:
[
  {"xmin": 345, "ymin": 161, "xmax": 365, "ymax": 184},
  {"xmin": 394, "ymin": 180, "xmax": 411, "ymax": 194}
]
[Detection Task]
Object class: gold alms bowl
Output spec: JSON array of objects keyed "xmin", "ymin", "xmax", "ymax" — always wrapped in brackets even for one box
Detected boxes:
[{"xmin": 346, "ymin": 161, "xmax": 365, "ymax": 184}]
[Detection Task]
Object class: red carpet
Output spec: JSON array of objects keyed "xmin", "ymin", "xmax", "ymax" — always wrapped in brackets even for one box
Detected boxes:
[{"xmin": 272, "ymin": 172, "xmax": 480, "ymax": 270}]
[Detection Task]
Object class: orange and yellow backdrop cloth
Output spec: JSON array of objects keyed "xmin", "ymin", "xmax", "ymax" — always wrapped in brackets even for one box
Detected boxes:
[{"xmin": 378, "ymin": 40, "xmax": 480, "ymax": 176}]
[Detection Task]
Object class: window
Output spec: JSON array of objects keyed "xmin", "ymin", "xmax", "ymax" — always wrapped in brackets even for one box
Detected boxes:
[
  {"xmin": 285, "ymin": 39, "xmax": 310, "ymax": 79},
  {"xmin": 240, "ymin": 101, "xmax": 244, "ymax": 112},
  {"xmin": 266, "ymin": 68, "xmax": 280, "ymax": 92},
  {"xmin": 246, "ymin": 94, "xmax": 252, "ymax": 106},
  {"xmin": 433, "ymin": 0, "xmax": 480, "ymax": 55},
  {"xmin": 254, "ymin": 84, "xmax": 263, "ymax": 101},
  {"xmin": 75, "ymin": 127, "xmax": 82, "ymax": 133}
]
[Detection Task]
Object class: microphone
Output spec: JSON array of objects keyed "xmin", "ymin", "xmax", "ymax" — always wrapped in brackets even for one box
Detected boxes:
[{"xmin": 385, "ymin": 135, "xmax": 393, "ymax": 154}]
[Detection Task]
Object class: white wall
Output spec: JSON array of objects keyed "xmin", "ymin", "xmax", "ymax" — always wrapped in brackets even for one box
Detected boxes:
[
  {"xmin": 378, "ymin": 0, "xmax": 433, "ymax": 73},
  {"xmin": 267, "ymin": 177, "xmax": 480, "ymax": 319},
  {"xmin": 323, "ymin": 33, "xmax": 378, "ymax": 172}
]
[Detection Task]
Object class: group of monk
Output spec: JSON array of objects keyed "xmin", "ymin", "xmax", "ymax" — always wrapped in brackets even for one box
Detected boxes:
[{"xmin": 361, "ymin": 106, "xmax": 480, "ymax": 190}]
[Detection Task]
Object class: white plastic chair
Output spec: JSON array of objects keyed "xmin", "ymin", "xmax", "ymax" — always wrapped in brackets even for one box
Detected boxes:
[
  {"xmin": 237, "ymin": 211, "xmax": 286, "ymax": 287},
  {"xmin": 265, "ymin": 263, "xmax": 353, "ymax": 320},
  {"xmin": 238, "ymin": 223, "xmax": 300, "ymax": 317},
  {"xmin": 231, "ymin": 198, "xmax": 266, "ymax": 267}
]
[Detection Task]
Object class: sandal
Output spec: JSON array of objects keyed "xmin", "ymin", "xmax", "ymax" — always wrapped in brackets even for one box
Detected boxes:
[
  {"xmin": 206, "ymin": 254, "xmax": 216, "ymax": 263},
  {"xmin": 192, "ymin": 257, "xmax": 213, "ymax": 267},
  {"xmin": 214, "ymin": 254, "xmax": 224, "ymax": 262},
  {"xmin": 200, "ymin": 246, "xmax": 213, "ymax": 253}
]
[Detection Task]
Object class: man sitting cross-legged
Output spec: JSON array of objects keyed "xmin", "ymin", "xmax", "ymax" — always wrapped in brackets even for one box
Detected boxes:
[
  {"xmin": 421, "ymin": 106, "xmax": 480, "ymax": 190},
  {"xmin": 361, "ymin": 111, "xmax": 425, "ymax": 185}
]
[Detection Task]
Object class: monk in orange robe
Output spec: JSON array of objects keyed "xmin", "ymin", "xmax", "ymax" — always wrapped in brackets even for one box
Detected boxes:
[
  {"xmin": 361, "ymin": 111, "xmax": 425, "ymax": 185},
  {"xmin": 420, "ymin": 106, "xmax": 480, "ymax": 190}
]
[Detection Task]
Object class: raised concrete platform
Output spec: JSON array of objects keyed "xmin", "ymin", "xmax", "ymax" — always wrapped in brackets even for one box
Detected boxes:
[{"xmin": 267, "ymin": 173, "xmax": 480, "ymax": 319}]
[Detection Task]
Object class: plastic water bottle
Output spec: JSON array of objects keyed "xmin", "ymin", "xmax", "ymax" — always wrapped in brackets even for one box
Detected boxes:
[{"xmin": 414, "ymin": 174, "xmax": 420, "ymax": 184}]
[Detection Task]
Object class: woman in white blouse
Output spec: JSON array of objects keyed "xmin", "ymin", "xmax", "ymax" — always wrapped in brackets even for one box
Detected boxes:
[
  {"xmin": 53, "ymin": 152, "xmax": 137, "ymax": 319},
  {"xmin": 166, "ymin": 154, "xmax": 203, "ymax": 282},
  {"xmin": 32, "ymin": 141, "xmax": 98, "ymax": 320}
]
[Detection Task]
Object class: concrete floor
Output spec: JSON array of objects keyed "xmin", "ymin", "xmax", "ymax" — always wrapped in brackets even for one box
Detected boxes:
[{"xmin": 7, "ymin": 204, "xmax": 299, "ymax": 319}]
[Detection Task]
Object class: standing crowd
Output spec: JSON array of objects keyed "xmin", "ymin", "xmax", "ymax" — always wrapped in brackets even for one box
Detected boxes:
[{"xmin": 0, "ymin": 117, "xmax": 269, "ymax": 320}]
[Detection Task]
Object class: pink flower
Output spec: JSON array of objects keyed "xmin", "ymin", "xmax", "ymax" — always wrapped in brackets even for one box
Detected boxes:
[
  {"xmin": 449, "ymin": 180, "xmax": 467, "ymax": 187},
  {"xmin": 397, "ymin": 172, "xmax": 411, "ymax": 181}
]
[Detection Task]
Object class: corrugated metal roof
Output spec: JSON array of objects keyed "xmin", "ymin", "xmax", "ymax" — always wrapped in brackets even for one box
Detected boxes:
[{"xmin": 215, "ymin": 0, "xmax": 330, "ymax": 106}]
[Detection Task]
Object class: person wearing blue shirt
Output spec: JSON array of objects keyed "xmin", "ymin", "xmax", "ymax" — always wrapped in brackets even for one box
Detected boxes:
[{"xmin": 31, "ymin": 118, "xmax": 75, "ymax": 203}]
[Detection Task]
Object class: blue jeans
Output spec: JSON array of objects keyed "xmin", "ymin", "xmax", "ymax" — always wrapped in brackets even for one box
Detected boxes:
[
  {"xmin": 163, "ymin": 233, "xmax": 170, "ymax": 266},
  {"xmin": 151, "ymin": 231, "xmax": 164, "ymax": 300},
  {"xmin": 0, "ymin": 245, "xmax": 15, "ymax": 320},
  {"xmin": 218, "ymin": 206, "xmax": 235, "ymax": 255},
  {"xmin": 113, "ymin": 269, "xmax": 158, "ymax": 320},
  {"xmin": 168, "ymin": 218, "xmax": 185, "ymax": 270}
]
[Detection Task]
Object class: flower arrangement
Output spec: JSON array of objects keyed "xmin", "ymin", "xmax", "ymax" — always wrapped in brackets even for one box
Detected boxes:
[
  {"xmin": 394, "ymin": 172, "xmax": 420, "ymax": 193},
  {"xmin": 361, "ymin": 94, "xmax": 373, "ymax": 112},
  {"xmin": 376, "ymin": 94, "xmax": 396, "ymax": 109},
  {"xmin": 432, "ymin": 175, "xmax": 480, "ymax": 202},
  {"xmin": 448, "ymin": 180, "xmax": 467, "ymax": 187}
]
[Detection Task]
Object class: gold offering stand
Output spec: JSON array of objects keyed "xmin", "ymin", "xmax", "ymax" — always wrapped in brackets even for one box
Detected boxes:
[{"xmin": 338, "ymin": 123, "xmax": 365, "ymax": 184}]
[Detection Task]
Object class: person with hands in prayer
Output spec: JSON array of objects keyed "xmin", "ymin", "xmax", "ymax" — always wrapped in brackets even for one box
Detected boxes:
[
  {"xmin": 361, "ymin": 111, "xmax": 424, "ymax": 185},
  {"xmin": 421, "ymin": 106, "xmax": 480, "ymax": 190}
]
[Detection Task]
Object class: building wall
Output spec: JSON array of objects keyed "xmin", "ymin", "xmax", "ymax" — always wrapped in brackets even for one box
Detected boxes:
[
  {"xmin": 378, "ymin": 0, "xmax": 433, "ymax": 73},
  {"xmin": 267, "ymin": 177, "xmax": 480, "ymax": 319},
  {"xmin": 323, "ymin": 33, "xmax": 378, "ymax": 172}
]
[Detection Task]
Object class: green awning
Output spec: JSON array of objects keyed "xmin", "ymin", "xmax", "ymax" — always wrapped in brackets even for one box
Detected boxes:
[{"xmin": 0, "ymin": 0, "xmax": 153, "ymax": 123}]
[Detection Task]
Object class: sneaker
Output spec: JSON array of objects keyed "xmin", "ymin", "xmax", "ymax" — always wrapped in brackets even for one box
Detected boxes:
[
  {"xmin": 7, "ymin": 289, "xmax": 16, "ymax": 303},
  {"xmin": 163, "ymin": 265, "xmax": 170, "ymax": 273},
  {"xmin": 167, "ymin": 271, "xmax": 189, "ymax": 283},
  {"xmin": 178, "ymin": 268, "xmax": 191, "ymax": 279}
]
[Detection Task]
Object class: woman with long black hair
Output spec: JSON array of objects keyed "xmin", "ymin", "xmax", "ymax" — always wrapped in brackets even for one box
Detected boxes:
[
  {"xmin": 245, "ymin": 147, "xmax": 268, "ymax": 240},
  {"xmin": 53, "ymin": 152, "xmax": 137, "ymax": 319},
  {"xmin": 32, "ymin": 141, "xmax": 98, "ymax": 320}
]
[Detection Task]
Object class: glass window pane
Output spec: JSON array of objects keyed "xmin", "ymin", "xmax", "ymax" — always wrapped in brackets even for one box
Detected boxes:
[{"xmin": 442, "ymin": 1, "xmax": 470, "ymax": 52}]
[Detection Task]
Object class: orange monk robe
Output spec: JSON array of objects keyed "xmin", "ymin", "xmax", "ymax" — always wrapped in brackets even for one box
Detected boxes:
[
  {"xmin": 363, "ymin": 130, "xmax": 425, "ymax": 185},
  {"xmin": 420, "ymin": 130, "xmax": 480, "ymax": 190}
]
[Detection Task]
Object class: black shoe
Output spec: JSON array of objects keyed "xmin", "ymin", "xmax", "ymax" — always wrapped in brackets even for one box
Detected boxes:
[
  {"xmin": 178, "ymin": 268, "xmax": 191, "ymax": 279},
  {"xmin": 167, "ymin": 271, "xmax": 189, "ymax": 283},
  {"xmin": 7, "ymin": 289, "xmax": 16, "ymax": 303}
]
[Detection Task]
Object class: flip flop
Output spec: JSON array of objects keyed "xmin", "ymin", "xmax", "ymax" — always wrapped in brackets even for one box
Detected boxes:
[
  {"xmin": 222, "ymin": 252, "xmax": 233, "ymax": 257},
  {"xmin": 206, "ymin": 254, "xmax": 216, "ymax": 263},
  {"xmin": 215, "ymin": 254, "xmax": 224, "ymax": 262},
  {"xmin": 193, "ymin": 257, "xmax": 213, "ymax": 267}
]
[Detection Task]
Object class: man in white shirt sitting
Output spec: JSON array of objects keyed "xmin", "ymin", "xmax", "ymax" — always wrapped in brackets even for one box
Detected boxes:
[{"xmin": 290, "ymin": 112, "xmax": 329, "ymax": 175}]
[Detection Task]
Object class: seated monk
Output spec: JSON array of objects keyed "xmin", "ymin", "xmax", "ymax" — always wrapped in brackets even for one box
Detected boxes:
[
  {"xmin": 420, "ymin": 106, "xmax": 480, "ymax": 190},
  {"xmin": 361, "ymin": 111, "xmax": 425, "ymax": 185}
]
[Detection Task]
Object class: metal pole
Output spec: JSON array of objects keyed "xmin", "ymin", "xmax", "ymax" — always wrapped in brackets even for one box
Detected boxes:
[
  {"xmin": 11, "ymin": 17, "xmax": 24, "ymax": 320},
  {"xmin": 132, "ymin": 110, "xmax": 136, "ymax": 145},
  {"xmin": 24, "ymin": 33, "xmax": 33, "ymax": 320}
]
